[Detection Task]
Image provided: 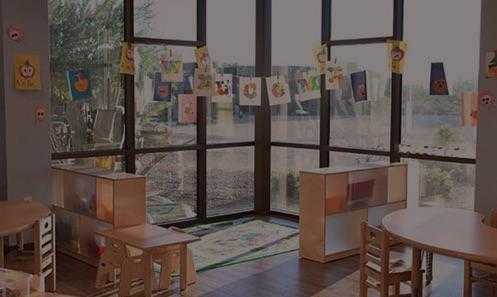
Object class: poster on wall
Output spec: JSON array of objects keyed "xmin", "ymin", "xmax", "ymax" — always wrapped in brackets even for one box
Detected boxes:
[
  {"xmin": 296, "ymin": 71, "xmax": 321, "ymax": 102},
  {"xmin": 160, "ymin": 50, "xmax": 183, "ymax": 82},
  {"xmin": 485, "ymin": 50, "xmax": 497, "ymax": 78},
  {"xmin": 266, "ymin": 75, "xmax": 290, "ymax": 106},
  {"xmin": 66, "ymin": 69, "xmax": 92, "ymax": 101},
  {"xmin": 194, "ymin": 70, "xmax": 213, "ymax": 97},
  {"xmin": 460, "ymin": 91, "xmax": 478, "ymax": 127},
  {"xmin": 239, "ymin": 77, "xmax": 261, "ymax": 106},
  {"xmin": 153, "ymin": 72, "xmax": 171, "ymax": 102},
  {"xmin": 212, "ymin": 74, "xmax": 233, "ymax": 103},
  {"xmin": 194, "ymin": 46, "xmax": 212, "ymax": 73},
  {"xmin": 14, "ymin": 53, "xmax": 42, "ymax": 90},
  {"xmin": 429, "ymin": 62, "xmax": 449, "ymax": 96},
  {"xmin": 312, "ymin": 44, "xmax": 328, "ymax": 74},
  {"xmin": 325, "ymin": 61, "xmax": 344, "ymax": 91},
  {"xmin": 350, "ymin": 70, "xmax": 368, "ymax": 102},
  {"xmin": 388, "ymin": 40, "xmax": 407, "ymax": 74},
  {"xmin": 119, "ymin": 42, "xmax": 135, "ymax": 75},
  {"xmin": 178, "ymin": 94, "xmax": 197, "ymax": 124}
]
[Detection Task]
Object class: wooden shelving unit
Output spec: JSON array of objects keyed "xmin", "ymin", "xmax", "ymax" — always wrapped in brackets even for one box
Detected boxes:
[{"xmin": 299, "ymin": 162, "xmax": 407, "ymax": 263}]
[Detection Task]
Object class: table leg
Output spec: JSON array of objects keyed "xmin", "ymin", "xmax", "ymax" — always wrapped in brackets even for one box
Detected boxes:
[
  {"xmin": 143, "ymin": 253, "xmax": 153, "ymax": 297},
  {"xmin": 412, "ymin": 247, "xmax": 423, "ymax": 297},
  {"xmin": 0, "ymin": 236, "xmax": 4, "ymax": 268},
  {"xmin": 180, "ymin": 244, "xmax": 187, "ymax": 291}
]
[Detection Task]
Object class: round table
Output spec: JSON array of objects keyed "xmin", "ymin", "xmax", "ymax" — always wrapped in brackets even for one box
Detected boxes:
[{"xmin": 382, "ymin": 207, "xmax": 497, "ymax": 297}]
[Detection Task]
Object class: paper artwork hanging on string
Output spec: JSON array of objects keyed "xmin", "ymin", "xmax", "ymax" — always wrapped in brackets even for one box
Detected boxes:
[
  {"xmin": 388, "ymin": 40, "xmax": 407, "ymax": 74},
  {"xmin": 8, "ymin": 25, "xmax": 24, "ymax": 42},
  {"xmin": 194, "ymin": 46, "xmax": 212, "ymax": 73},
  {"xmin": 325, "ymin": 62, "xmax": 344, "ymax": 90},
  {"xmin": 296, "ymin": 71, "xmax": 321, "ymax": 102},
  {"xmin": 194, "ymin": 70, "xmax": 213, "ymax": 97},
  {"xmin": 212, "ymin": 74, "xmax": 233, "ymax": 103},
  {"xmin": 239, "ymin": 77, "xmax": 262, "ymax": 106},
  {"xmin": 485, "ymin": 50, "xmax": 497, "ymax": 78},
  {"xmin": 153, "ymin": 72, "xmax": 171, "ymax": 102},
  {"xmin": 313, "ymin": 44, "xmax": 328, "ymax": 74},
  {"xmin": 160, "ymin": 51, "xmax": 184, "ymax": 82},
  {"xmin": 66, "ymin": 69, "xmax": 92, "ymax": 101},
  {"xmin": 266, "ymin": 76, "xmax": 291, "ymax": 106},
  {"xmin": 14, "ymin": 53, "xmax": 41, "ymax": 90},
  {"xmin": 460, "ymin": 91, "xmax": 478, "ymax": 127},
  {"xmin": 430, "ymin": 62, "xmax": 449, "ymax": 96},
  {"xmin": 178, "ymin": 94, "xmax": 197, "ymax": 124},
  {"xmin": 119, "ymin": 42, "xmax": 135, "ymax": 75},
  {"xmin": 350, "ymin": 71, "xmax": 368, "ymax": 102}
]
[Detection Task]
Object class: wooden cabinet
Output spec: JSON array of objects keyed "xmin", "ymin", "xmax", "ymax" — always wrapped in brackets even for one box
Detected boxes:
[
  {"xmin": 52, "ymin": 166, "xmax": 146, "ymax": 266},
  {"xmin": 299, "ymin": 162, "xmax": 407, "ymax": 263}
]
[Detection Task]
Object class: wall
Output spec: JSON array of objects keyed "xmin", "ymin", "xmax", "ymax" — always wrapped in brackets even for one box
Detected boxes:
[
  {"xmin": 475, "ymin": 0, "xmax": 497, "ymax": 217},
  {"xmin": 0, "ymin": 0, "xmax": 51, "ymax": 203}
]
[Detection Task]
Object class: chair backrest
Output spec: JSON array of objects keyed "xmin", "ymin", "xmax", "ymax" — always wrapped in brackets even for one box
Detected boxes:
[
  {"xmin": 488, "ymin": 209, "xmax": 497, "ymax": 228},
  {"xmin": 360, "ymin": 222, "xmax": 390, "ymax": 283}
]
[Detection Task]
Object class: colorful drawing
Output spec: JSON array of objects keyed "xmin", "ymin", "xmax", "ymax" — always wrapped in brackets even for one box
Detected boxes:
[
  {"xmin": 479, "ymin": 90, "xmax": 497, "ymax": 107},
  {"xmin": 153, "ymin": 72, "xmax": 171, "ymax": 102},
  {"xmin": 119, "ymin": 42, "xmax": 135, "ymax": 75},
  {"xmin": 485, "ymin": 50, "xmax": 497, "ymax": 78},
  {"xmin": 178, "ymin": 94, "xmax": 197, "ymax": 124},
  {"xmin": 212, "ymin": 74, "xmax": 233, "ymax": 103},
  {"xmin": 266, "ymin": 76, "xmax": 290, "ymax": 106},
  {"xmin": 351, "ymin": 71, "xmax": 368, "ymax": 102},
  {"xmin": 8, "ymin": 25, "xmax": 24, "ymax": 42},
  {"xmin": 194, "ymin": 70, "xmax": 213, "ymax": 97},
  {"xmin": 194, "ymin": 46, "xmax": 211, "ymax": 73},
  {"xmin": 460, "ymin": 92, "xmax": 478, "ymax": 127},
  {"xmin": 325, "ymin": 61, "xmax": 344, "ymax": 91},
  {"xmin": 239, "ymin": 77, "xmax": 261, "ymax": 106},
  {"xmin": 430, "ymin": 62, "xmax": 449, "ymax": 96},
  {"xmin": 14, "ymin": 53, "xmax": 41, "ymax": 90},
  {"xmin": 160, "ymin": 51, "xmax": 183, "ymax": 82},
  {"xmin": 388, "ymin": 40, "xmax": 407, "ymax": 74},
  {"xmin": 313, "ymin": 44, "xmax": 328, "ymax": 74},
  {"xmin": 66, "ymin": 69, "xmax": 92, "ymax": 101},
  {"xmin": 296, "ymin": 71, "xmax": 321, "ymax": 102}
]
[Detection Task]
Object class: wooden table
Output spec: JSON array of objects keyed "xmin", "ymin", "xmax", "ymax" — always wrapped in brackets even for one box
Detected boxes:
[
  {"xmin": 0, "ymin": 200, "xmax": 51, "ymax": 267},
  {"xmin": 382, "ymin": 207, "xmax": 497, "ymax": 297},
  {"xmin": 96, "ymin": 224, "xmax": 200, "ymax": 296}
]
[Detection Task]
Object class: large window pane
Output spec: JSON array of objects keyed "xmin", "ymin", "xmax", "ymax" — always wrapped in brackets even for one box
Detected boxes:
[
  {"xmin": 330, "ymin": 152, "xmax": 388, "ymax": 167},
  {"xmin": 271, "ymin": 147, "xmax": 319, "ymax": 213},
  {"xmin": 136, "ymin": 151, "xmax": 197, "ymax": 223},
  {"xmin": 206, "ymin": 0, "xmax": 256, "ymax": 143},
  {"xmin": 49, "ymin": 0, "xmax": 124, "ymax": 152},
  {"xmin": 134, "ymin": 45, "xmax": 196, "ymax": 148},
  {"xmin": 402, "ymin": 0, "xmax": 481, "ymax": 158},
  {"xmin": 207, "ymin": 147, "xmax": 254, "ymax": 216},
  {"xmin": 331, "ymin": 0, "xmax": 393, "ymax": 40},
  {"xmin": 52, "ymin": 156, "xmax": 125, "ymax": 172},
  {"xmin": 134, "ymin": 0, "xmax": 196, "ymax": 41},
  {"xmin": 330, "ymin": 44, "xmax": 391, "ymax": 150},
  {"xmin": 272, "ymin": 0, "xmax": 321, "ymax": 144},
  {"xmin": 404, "ymin": 159, "xmax": 475, "ymax": 210}
]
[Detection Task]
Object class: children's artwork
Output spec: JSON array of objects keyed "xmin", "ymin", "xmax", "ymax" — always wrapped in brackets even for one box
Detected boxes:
[
  {"xmin": 8, "ymin": 25, "xmax": 24, "ymax": 42},
  {"xmin": 430, "ymin": 62, "xmax": 449, "ymax": 96},
  {"xmin": 66, "ymin": 69, "xmax": 92, "ymax": 101},
  {"xmin": 325, "ymin": 62, "xmax": 344, "ymax": 90},
  {"xmin": 153, "ymin": 72, "xmax": 171, "ymax": 102},
  {"xmin": 350, "ymin": 71, "xmax": 368, "ymax": 102},
  {"xmin": 485, "ymin": 50, "xmax": 497, "ymax": 78},
  {"xmin": 14, "ymin": 53, "xmax": 41, "ymax": 90},
  {"xmin": 178, "ymin": 94, "xmax": 197, "ymax": 124},
  {"xmin": 212, "ymin": 74, "xmax": 233, "ymax": 103},
  {"xmin": 388, "ymin": 40, "xmax": 407, "ymax": 74},
  {"xmin": 194, "ymin": 70, "xmax": 213, "ymax": 97},
  {"xmin": 460, "ymin": 92, "xmax": 478, "ymax": 127},
  {"xmin": 119, "ymin": 42, "xmax": 135, "ymax": 75},
  {"xmin": 266, "ymin": 75, "xmax": 291, "ymax": 106},
  {"xmin": 160, "ymin": 51, "xmax": 183, "ymax": 82},
  {"xmin": 239, "ymin": 77, "xmax": 262, "ymax": 106},
  {"xmin": 479, "ymin": 90, "xmax": 497, "ymax": 107},
  {"xmin": 194, "ymin": 46, "xmax": 211, "ymax": 73},
  {"xmin": 313, "ymin": 44, "xmax": 328, "ymax": 74},
  {"xmin": 296, "ymin": 71, "xmax": 321, "ymax": 102}
]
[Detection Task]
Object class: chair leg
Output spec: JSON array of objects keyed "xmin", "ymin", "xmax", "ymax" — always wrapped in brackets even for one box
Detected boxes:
[
  {"xmin": 158, "ymin": 254, "xmax": 172, "ymax": 290},
  {"xmin": 119, "ymin": 263, "xmax": 132, "ymax": 297},
  {"xmin": 96, "ymin": 261, "xmax": 113, "ymax": 288},
  {"xmin": 463, "ymin": 260, "xmax": 472, "ymax": 297},
  {"xmin": 186, "ymin": 249, "xmax": 197, "ymax": 285},
  {"xmin": 359, "ymin": 266, "xmax": 367, "ymax": 297},
  {"xmin": 394, "ymin": 282, "xmax": 400, "ymax": 297}
]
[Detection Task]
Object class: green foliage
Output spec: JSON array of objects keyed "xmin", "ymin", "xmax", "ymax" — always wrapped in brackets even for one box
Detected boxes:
[
  {"xmin": 423, "ymin": 165, "xmax": 454, "ymax": 199},
  {"xmin": 434, "ymin": 125, "xmax": 459, "ymax": 147}
]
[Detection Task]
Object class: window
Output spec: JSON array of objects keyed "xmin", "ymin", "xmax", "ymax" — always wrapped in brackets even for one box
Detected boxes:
[
  {"xmin": 271, "ymin": 0, "xmax": 321, "ymax": 144},
  {"xmin": 330, "ymin": 152, "xmax": 388, "ymax": 167}
]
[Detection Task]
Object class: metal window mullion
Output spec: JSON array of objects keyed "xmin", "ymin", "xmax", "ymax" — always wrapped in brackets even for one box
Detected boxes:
[
  {"xmin": 320, "ymin": 0, "xmax": 332, "ymax": 168},
  {"xmin": 123, "ymin": 0, "xmax": 136, "ymax": 173}
]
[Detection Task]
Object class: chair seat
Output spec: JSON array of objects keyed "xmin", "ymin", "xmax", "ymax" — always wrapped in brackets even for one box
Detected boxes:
[{"xmin": 366, "ymin": 259, "xmax": 412, "ymax": 275}]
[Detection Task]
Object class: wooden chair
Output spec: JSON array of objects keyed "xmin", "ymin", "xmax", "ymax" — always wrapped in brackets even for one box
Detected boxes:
[
  {"xmin": 464, "ymin": 210, "xmax": 497, "ymax": 297},
  {"xmin": 32, "ymin": 214, "xmax": 56, "ymax": 293},
  {"xmin": 360, "ymin": 222, "xmax": 421, "ymax": 297}
]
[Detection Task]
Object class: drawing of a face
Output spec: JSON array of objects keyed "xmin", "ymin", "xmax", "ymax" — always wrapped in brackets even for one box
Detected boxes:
[
  {"xmin": 357, "ymin": 84, "xmax": 366, "ymax": 98},
  {"xmin": 316, "ymin": 48, "xmax": 327, "ymax": 64},
  {"xmin": 74, "ymin": 72, "xmax": 89, "ymax": 92},
  {"xmin": 271, "ymin": 81, "xmax": 286, "ymax": 98},
  {"xmin": 215, "ymin": 81, "xmax": 230, "ymax": 96},
  {"xmin": 19, "ymin": 60, "xmax": 35, "ymax": 79},
  {"xmin": 158, "ymin": 85, "xmax": 169, "ymax": 97},
  {"xmin": 8, "ymin": 26, "xmax": 24, "ymax": 41},
  {"xmin": 432, "ymin": 79, "xmax": 448, "ymax": 94},
  {"xmin": 391, "ymin": 46, "xmax": 405, "ymax": 62},
  {"xmin": 243, "ymin": 82, "xmax": 257, "ymax": 99}
]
